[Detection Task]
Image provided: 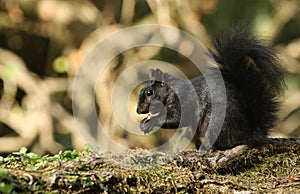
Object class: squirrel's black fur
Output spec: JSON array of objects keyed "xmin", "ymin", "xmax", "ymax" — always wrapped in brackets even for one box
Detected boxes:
[{"xmin": 136, "ymin": 26, "xmax": 285, "ymax": 150}]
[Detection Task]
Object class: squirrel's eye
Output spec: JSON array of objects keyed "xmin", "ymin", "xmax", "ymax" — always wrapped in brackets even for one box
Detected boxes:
[{"xmin": 146, "ymin": 90, "xmax": 154, "ymax": 97}]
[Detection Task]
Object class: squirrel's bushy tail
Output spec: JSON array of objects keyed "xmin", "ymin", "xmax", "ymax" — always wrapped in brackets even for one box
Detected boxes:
[{"xmin": 213, "ymin": 26, "xmax": 285, "ymax": 136}]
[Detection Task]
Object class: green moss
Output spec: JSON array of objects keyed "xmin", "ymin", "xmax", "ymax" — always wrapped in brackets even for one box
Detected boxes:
[{"xmin": 0, "ymin": 144, "xmax": 299, "ymax": 193}]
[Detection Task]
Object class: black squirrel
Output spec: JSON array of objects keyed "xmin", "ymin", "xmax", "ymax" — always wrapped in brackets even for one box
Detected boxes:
[{"xmin": 136, "ymin": 26, "xmax": 285, "ymax": 150}]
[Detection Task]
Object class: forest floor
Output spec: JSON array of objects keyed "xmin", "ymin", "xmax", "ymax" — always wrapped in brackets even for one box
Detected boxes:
[{"xmin": 0, "ymin": 139, "xmax": 300, "ymax": 193}]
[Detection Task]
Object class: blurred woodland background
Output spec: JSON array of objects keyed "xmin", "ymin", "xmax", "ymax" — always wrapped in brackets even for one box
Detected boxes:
[{"xmin": 0, "ymin": 0, "xmax": 300, "ymax": 155}]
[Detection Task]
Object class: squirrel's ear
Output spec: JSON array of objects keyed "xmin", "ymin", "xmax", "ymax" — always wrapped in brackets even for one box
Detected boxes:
[
  {"xmin": 155, "ymin": 69, "xmax": 165, "ymax": 83},
  {"xmin": 149, "ymin": 69, "xmax": 155, "ymax": 80}
]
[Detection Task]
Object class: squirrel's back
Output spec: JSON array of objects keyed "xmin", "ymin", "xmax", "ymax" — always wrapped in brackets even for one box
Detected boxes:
[{"xmin": 212, "ymin": 26, "xmax": 285, "ymax": 139}]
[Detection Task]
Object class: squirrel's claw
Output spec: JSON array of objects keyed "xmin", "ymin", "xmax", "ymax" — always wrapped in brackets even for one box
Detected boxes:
[{"xmin": 140, "ymin": 114, "xmax": 155, "ymax": 134}]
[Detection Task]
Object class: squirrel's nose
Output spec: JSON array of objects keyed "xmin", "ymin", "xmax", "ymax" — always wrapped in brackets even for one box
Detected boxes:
[
  {"xmin": 136, "ymin": 107, "xmax": 143, "ymax": 114},
  {"xmin": 137, "ymin": 106, "xmax": 148, "ymax": 114}
]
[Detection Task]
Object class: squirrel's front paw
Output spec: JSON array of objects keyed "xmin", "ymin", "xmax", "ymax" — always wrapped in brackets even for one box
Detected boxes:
[
  {"xmin": 140, "ymin": 115, "xmax": 156, "ymax": 134},
  {"xmin": 139, "ymin": 101, "xmax": 165, "ymax": 134}
]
